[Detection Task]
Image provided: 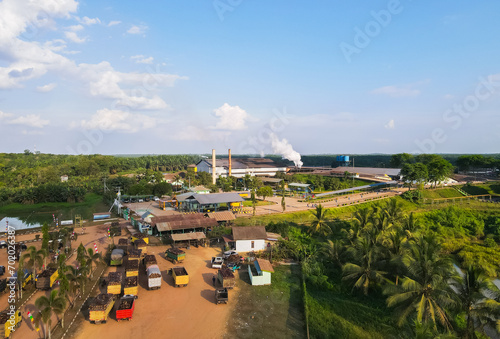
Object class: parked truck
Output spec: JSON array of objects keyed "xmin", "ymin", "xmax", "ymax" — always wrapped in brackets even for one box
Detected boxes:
[
  {"xmin": 36, "ymin": 267, "xmax": 58, "ymax": 290},
  {"xmin": 9, "ymin": 269, "xmax": 32, "ymax": 290},
  {"xmin": 117, "ymin": 238, "xmax": 129, "ymax": 254},
  {"xmin": 110, "ymin": 249, "xmax": 125, "ymax": 266},
  {"xmin": 146, "ymin": 264, "xmax": 162, "ymax": 290},
  {"xmin": 215, "ymin": 288, "xmax": 229, "ymax": 305},
  {"xmin": 142, "ymin": 254, "xmax": 157, "ymax": 272},
  {"xmin": 218, "ymin": 267, "xmax": 236, "ymax": 289},
  {"xmin": 116, "ymin": 295, "xmax": 136, "ymax": 321},
  {"xmin": 171, "ymin": 267, "xmax": 189, "ymax": 287},
  {"xmin": 125, "ymin": 259, "xmax": 139, "ymax": 278},
  {"xmin": 107, "ymin": 272, "xmax": 122, "ymax": 295},
  {"xmin": 89, "ymin": 293, "xmax": 115, "ymax": 324},
  {"xmin": 127, "ymin": 248, "xmax": 142, "ymax": 262},
  {"xmin": 165, "ymin": 248, "xmax": 185, "ymax": 264},
  {"xmin": 123, "ymin": 276, "xmax": 138, "ymax": 296},
  {"xmin": 211, "ymin": 257, "xmax": 224, "ymax": 269},
  {"xmin": 0, "ymin": 308, "xmax": 22, "ymax": 338}
]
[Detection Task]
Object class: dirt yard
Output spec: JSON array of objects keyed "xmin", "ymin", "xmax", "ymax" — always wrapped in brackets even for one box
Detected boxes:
[{"xmin": 0, "ymin": 223, "xmax": 238, "ymax": 339}]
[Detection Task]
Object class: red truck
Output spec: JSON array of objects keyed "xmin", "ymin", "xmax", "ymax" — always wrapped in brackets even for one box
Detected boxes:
[{"xmin": 116, "ymin": 295, "xmax": 137, "ymax": 321}]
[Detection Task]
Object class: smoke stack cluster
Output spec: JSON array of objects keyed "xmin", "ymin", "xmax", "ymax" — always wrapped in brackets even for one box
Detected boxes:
[
  {"xmin": 228, "ymin": 149, "xmax": 232, "ymax": 177},
  {"xmin": 212, "ymin": 149, "xmax": 216, "ymax": 185}
]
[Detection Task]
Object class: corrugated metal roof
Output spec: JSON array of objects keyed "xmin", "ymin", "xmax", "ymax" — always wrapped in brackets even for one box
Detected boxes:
[
  {"xmin": 289, "ymin": 183, "xmax": 311, "ymax": 188},
  {"xmin": 206, "ymin": 211, "xmax": 236, "ymax": 222},
  {"xmin": 153, "ymin": 214, "xmax": 218, "ymax": 232},
  {"xmin": 194, "ymin": 193, "xmax": 244, "ymax": 204},
  {"xmin": 330, "ymin": 167, "xmax": 401, "ymax": 177},
  {"xmin": 232, "ymin": 226, "xmax": 267, "ymax": 240},
  {"xmin": 256, "ymin": 258, "xmax": 274, "ymax": 273},
  {"xmin": 171, "ymin": 232, "xmax": 206, "ymax": 241}
]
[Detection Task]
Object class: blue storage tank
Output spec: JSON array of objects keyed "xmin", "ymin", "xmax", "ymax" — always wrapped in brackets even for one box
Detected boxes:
[{"xmin": 344, "ymin": 156, "xmax": 349, "ymax": 162}]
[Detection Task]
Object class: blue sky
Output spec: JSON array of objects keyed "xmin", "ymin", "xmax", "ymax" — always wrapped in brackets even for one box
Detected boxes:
[{"xmin": 0, "ymin": 0, "xmax": 499, "ymax": 159}]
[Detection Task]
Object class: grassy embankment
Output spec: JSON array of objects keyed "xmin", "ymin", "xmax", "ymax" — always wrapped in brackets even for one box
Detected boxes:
[{"xmin": 0, "ymin": 193, "xmax": 103, "ymax": 214}]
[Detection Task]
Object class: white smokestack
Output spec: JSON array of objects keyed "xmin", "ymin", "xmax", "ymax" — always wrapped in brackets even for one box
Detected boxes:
[{"xmin": 270, "ymin": 133, "xmax": 303, "ymax": 168}]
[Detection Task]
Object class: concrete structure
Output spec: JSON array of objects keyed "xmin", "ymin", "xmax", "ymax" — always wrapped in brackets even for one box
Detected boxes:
[
  {"xmin": 248, "ymin": 258, "xmax": 274, "ymax": 286},
  {"xmin": 197, "ymin": 157, "xmax": 287, "ymax": 179},
  {"xmin": 232, "ymin": 226, "xmax": 267, "ymax": 252},
  {"xmin": 151, "ymin": 214, "xmax": 218, "ymax": 236}
]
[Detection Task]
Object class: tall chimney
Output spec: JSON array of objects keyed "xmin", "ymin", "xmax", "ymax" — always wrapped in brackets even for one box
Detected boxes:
[
  {"xmin": 212, "ymin": 149, "xmax": 216, "ymax": 185},
  {"xmin": 228, "ymin": 149, "xmax": 232, "ymax": 177}
]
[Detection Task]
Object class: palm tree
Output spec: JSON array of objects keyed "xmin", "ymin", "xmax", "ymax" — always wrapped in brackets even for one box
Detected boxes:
[
  {"xmin": 35, "ymin": 289, "xmax": 67, "ymax": 338},
  {"xmin": 402, "ymin": 212, "xmax": 419, "ymax": 239},
  {"xmin": 384, "ymin": 233, "xmax": 457, "ymax": 331},
  {"xmin": 342, "ymin": 236, "xmax": 386, "ymax": 295},
  {"xmin": 86, "ymin": 248, "xmax": 101, "ymax": 278},
  {"xmin": 251, "ymin": 189, "xmax": 256, "ymax": 216},
  {"xmin": 308, "ymin": 204, "xmax": 331, "ymax": 236},
  {"xmin": 451, "ymin": 266, "xmax": 500, "ymax": 338},
  {"xmin": 384, "ymin": 198, "xmax": 404, "ymax": 225},
  {"xmin": 23, "ymin": 245, "xmax": 46, "ymax": 283},
  {"xmin": 321, "ymin": 239, "xmax": 344, "ymax": 268},
  {"xmin": 382, "ymin": 225, "xmax": 407, "ymax": 285},
  {"xmin": 280, "ymin": 180, "xmax": 286, "ymax": 212}
]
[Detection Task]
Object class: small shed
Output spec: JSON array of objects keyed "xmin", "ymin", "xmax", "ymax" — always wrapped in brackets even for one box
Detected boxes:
[
  {"xmin": 205, "ymin": 211, "xmax": 236, "ymax": 224},
  {"xmin": 248, "ymin": 258, "xmax": 274, "ymax": 286},
  {"xmin": 232, "ymin": 226, "xmax": 267, "ymax": 252}
]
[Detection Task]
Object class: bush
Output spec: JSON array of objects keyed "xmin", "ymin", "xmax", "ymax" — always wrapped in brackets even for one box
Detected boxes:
[{"xmin": 401, "ymin": 189, "xmax": 423, "ymax": 203}]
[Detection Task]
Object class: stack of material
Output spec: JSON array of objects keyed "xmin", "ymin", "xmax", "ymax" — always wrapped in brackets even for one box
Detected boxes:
[
  {"xmin": 219, "ymin": 267, "xmax": 234, "ymax": 279},
  {"xmin": 89, "ymin": 293, "xmax": 114, "ymax": 311},
  {"xmin": 117, "ymin": 239, "xmax": 129, "ymax": 253},
  {"xmin": 135, "ymin": 239, "xmax": 147, "ymax": 255},
  {"xmin": 143, "ymin": 254, "xmax": 157, "ymax": 270},
  {"xmin": 168, "ymin": 248, "xmax": 184, "ymax": 255},
  {"xmin": 128, "ymin": 249, "xmax": 142, "ymax": 261},
  {"xmin": 165, "ymin": 247, "xmax": 186, "ymax": 264},
  {"xmin": 125, "ymin": 259, "xmax": 139, "ymax": 277},
  {"xmin": 123, "ymin": 276, "xmax": 138, "ymax": 295},
  {"xmin": 147, "ymin": 265, "xmax": 161, "ymax": 278},
  {"xmin": 118, "ymin": 298, "xmax": 133, "ymax": 310},
  {"xmin": 226, "ymin": 254, "xmax": 241, "ymax": 264},
  {"xmin": 107, "ymin": 272, "xmax": 122, "ymax": 294}
]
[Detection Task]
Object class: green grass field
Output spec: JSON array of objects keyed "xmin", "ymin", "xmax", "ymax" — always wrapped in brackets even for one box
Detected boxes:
[
  {"xmin": 421, "ymin": 188, "xmax": 464, "ymax": 199},
  {"xmin": 460, "ymin": 182, "xmax": 500, "ymax": 196}
]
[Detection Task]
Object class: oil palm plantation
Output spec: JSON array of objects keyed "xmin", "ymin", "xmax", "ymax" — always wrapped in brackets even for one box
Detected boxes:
[
  {"xmin": 321, "ymin": 239, "xmax": 345, "ymax": 268},
  {"xmin": 450, "ymin": 266, "xmax": 500, "ymax": 338},
  {"xmin": 35, "ymin": 289, "xmax": 67, "ymax": 339},
  {"xmin": 342, "ymin": 236, "xmax": 386, "ymax": 295},
  {"xmin": 308, "ymin": 204, "xmax": 331, "ymax": 236},
  {"xmin": 384, "ymin": 233, "xmax": 457, "ymax": 331}
]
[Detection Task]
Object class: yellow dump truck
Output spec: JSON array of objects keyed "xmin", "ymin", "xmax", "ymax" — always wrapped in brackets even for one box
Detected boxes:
[
  {"xmin": 134, "ymin": 239, "xmax": 147, "ymax": 256},
  {"xmin": 106, "ymin": 272, "xmax": 122, "ymax": 295},
  {"xmin": 36, "ymin": 268, "xmax": 59, "ymax": 290},
  {"xmin": 171, "ymin": 267, "xmax": 189, "ymax": 287},
  {"xmin": 123, "ymin": 276, "xmax": 138, "ymax": 296},
  {"xmin": 89, "ymin": 293, "xmax": 115, "ymax": 324},
  {"xmin": 125, "ymin": 259, "xmax": 139, "ymax": 278},
  {"xmin": 0, "ymin": 309, "xmax": 22, "ymax": 338},
  {"xmin": 131, "ymin": 233, "xmax": 149, "ymax": 245},
  {"xmin": 127, "ymin": 249, "xmax": 142, "ymax": 262}
]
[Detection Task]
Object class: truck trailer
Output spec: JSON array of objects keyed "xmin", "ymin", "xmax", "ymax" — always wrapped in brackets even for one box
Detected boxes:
[
  {"xmin": 116, "ymin": 295, "xmax": 136, "ymax": 321},
  {"xmin": 171, "ymin": 267, "xmax": 189, "ymax": 287},
  {"xmin": 36, "ymin": 268, "xmax": 59, "ymax": 290},
  {"xmin": 89, "ymin": 293, "xmax": 115, "ymax": 324},
  {"xmin": 146, "ymin": 264, "xmax": 162, "ymax": 290}
]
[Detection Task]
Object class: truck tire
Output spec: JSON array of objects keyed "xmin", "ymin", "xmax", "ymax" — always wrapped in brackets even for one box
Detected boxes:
[{"xmin": 102, "ymin": 320, "xmax": 107, "ymax": 324}]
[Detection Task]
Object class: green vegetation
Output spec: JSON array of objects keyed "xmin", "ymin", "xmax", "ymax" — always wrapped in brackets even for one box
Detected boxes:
[
  {"xmin": 421, "ymin": 188, "xmax": 464, "ymax": 200},
  {"xmin": 249, "ymin": 195, "xmax": 500, "ymax": 338}
]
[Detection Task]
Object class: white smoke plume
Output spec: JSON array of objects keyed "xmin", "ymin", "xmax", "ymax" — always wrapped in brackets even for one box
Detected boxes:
[{"xmin": 270, "ymin": 133, "xmax": 303, "ymax": 168}]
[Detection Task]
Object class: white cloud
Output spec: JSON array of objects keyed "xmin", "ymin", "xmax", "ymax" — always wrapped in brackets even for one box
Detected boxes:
[
  {"xmin": 108, "ymin": 20, "xmax": 121, "ymax": 27},
  {"xmin": 7, "ymin": 114, "xmax": 49, "ymax": 128},
  {"xmin": 384, "ymin": 119, "xmax": 395, "ymax": 129},
  {"xmin": 443, "ymin": 94, "xmax": 455, "ymax": 100},
  {"xmin": 0, "ymin": 1, "xmax": 185, "ymax": 109},
  {"xmin": 212, "ymin": 103, "xmax": 250, "ymax": 130},
  {"xmin": 131, "ymin": 55, "xmax": 154, "ymax": 64},
  {"xmin": 68, "ymin": 24, "xmax": 83, "ymax": 31},
  {"xmin": 372, "ymin": 85, "xmax": 420, "ymax": 97},
  {"xmin": 0, "ymin": 111, "xmax": 13, "ymax": 119},
  {"xmin": 76, "ymin": 16, "xmax": 100, "ymax": 25},
  {"xmin": 79, "ymin": 109, "xmax": 156, "ymax": 133},
  {"xmin": 127, "ymin": 25, "xmax": 148, "ymax": 35},
  {"xmin": 65, "ymin": 31, "xmax": 86, "ymax": 43},
  {"xmin": 36, "ymin": 83, "xmax": 57, "ymax": 92}
]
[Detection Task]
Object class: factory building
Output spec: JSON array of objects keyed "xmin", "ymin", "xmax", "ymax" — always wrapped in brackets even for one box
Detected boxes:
[{"xmin": 196, "ymin": 149, "xmax": 288, "ymax": 180}]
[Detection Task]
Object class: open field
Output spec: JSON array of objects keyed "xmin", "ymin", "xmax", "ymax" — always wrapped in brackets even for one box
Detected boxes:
[
  {"xmin": 421, "ymin": 187, "xmax": 463, "ymax": 199},
  {"xmin": 225, "ymin": 264, "xmax": 305, "ymax": 339}
]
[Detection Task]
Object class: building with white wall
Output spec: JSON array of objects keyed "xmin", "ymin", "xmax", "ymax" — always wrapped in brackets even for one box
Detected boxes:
[
  {"xmin": 232, "ymin": 226, "xmax": 267, "ymax": 252},
  {"xmin": 196, "ymin": 158, "xmax": 287, "ymax": 179}
]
